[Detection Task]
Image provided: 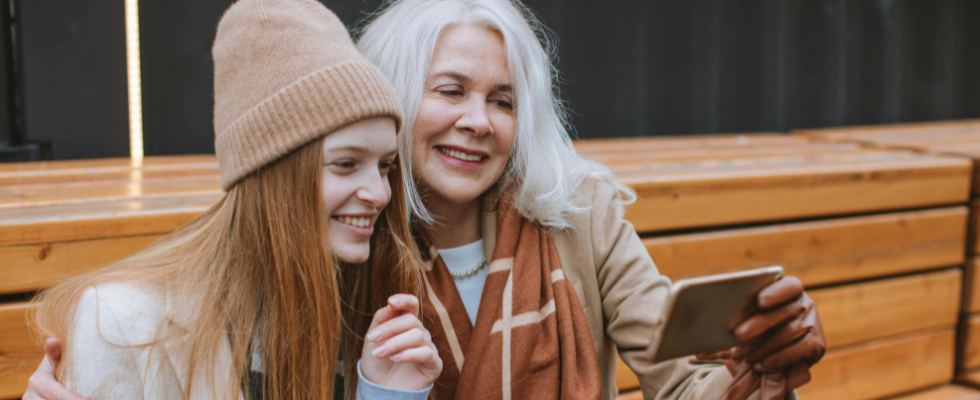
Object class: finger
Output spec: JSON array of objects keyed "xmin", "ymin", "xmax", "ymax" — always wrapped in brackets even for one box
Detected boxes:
[
  {"xmin": 372, "ymin": 328, "xmax": 429, "ymax": 359},
  {"xmin": 45, "ymin": 338, "xmax": 63, "ymax": 364},
  {"xmin": 390, "ymin": 346, "xmax": 438, "ymax": 366},
  {"xmin": 757, "ymin": 277, "xmax": 804, "ymax": 310},
  {"xmin": 366, "ymin": 312, "xmax": 425, "ymax": 343},
  {"xmin": 386, "ymin": 294, "xmax": 420, "ymax": 317},
  {"xmin": 27, "ymin": 361, "xmax": 90, "ymax": 400},
  {"xmin": 760, "ymin": 332, "xmax": 825, "ymax": 370},
  {"xmin": 734, "ymin": 299, "xmax": 805, "ymax": 342},
  {"xmin": 732, "ymin": 318, "xmax": 809, "ymax": 361}
]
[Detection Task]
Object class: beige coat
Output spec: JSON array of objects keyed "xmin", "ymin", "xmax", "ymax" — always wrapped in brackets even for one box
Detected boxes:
[{"xmin": 480, "ymin": 178, "xmax": 792, "ymax": 400}]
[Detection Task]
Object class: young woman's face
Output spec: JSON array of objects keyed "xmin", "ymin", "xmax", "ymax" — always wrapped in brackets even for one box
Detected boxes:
[
  {"xmin": 321, "ymin": 117, "xmax": 398, "ymax": 263},
  {"xmin": 412, "ymin": 24, "xmax": 516, "ymax": 208}
]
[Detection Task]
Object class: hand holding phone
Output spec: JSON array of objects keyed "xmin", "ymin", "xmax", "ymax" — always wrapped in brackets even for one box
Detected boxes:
[{"xmin": 647, "ymin": 266, "xmax": 784, "ymax": 363}]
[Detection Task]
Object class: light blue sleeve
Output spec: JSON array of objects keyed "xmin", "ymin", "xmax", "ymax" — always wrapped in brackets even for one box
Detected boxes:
[{"xmin": 355, "ymin": 360, "xmax": 432, "ymax": 400}]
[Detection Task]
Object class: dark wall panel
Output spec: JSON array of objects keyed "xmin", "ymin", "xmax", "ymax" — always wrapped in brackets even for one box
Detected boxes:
[
  {"xmin": 130, "ymin": 0, "xmax": 980, "ymax": 155},
  {"xmin": 139, "ymin": 0, "xmax": 385, "ymax": 156},
  {"xmin": 15, "ymin": 0, "xmax": 129, "ymax": 159}
]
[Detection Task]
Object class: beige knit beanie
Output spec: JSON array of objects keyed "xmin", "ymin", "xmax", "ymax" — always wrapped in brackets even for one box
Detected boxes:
[{"xmin": 212, "ymin": 0, "xmax": 403, "ymax": 190}]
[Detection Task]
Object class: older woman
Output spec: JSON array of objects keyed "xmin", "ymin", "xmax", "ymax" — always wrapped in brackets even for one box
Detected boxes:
[{"xmin": 354, "ymin": 0, "xmax": 824, "ymax": 399}]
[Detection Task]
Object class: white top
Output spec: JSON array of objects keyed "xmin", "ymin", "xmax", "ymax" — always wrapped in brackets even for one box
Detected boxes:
[
  {"xmin": 437, "ymin": 239, "xmax": 487, "ymax": 326},
  {"xmin": 64, "ymin": 283, "xmax": 429, "ymax": 399}
]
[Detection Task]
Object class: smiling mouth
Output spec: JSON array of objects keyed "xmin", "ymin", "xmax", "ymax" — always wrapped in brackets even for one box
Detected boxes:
[
  {"xmin": 333, "ymin": 216, "xmax": 373, "ymax": 228},
  {"xmin": 436, "ymin": 146, "xmax": 487, "ymax": 162}
]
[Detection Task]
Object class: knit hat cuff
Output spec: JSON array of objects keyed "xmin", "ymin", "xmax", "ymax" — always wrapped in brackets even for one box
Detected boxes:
[{"xmin": 215, "ymin": 61, "xmax": 403, "ymax": 191}]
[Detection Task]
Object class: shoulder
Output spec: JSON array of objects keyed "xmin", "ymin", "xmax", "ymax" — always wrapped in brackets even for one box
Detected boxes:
[
  {"xmin": 73, "ymin": 282, "xmax": 168, "ymax": 346},
  {"xmin": 559, "ymin": 175, "xmax": 627, "ymax": 235}
]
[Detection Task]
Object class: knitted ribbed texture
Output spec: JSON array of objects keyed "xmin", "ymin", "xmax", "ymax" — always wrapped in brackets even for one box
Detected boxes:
[{"xmin": 212, "ymin": 0, "xmax": 403, "ymax": 190}]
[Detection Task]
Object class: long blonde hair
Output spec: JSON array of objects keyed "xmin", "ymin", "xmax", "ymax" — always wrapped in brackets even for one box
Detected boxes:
[{"xmin": 31, "ymin": 137, "xmax": 422, "ymax": 400}]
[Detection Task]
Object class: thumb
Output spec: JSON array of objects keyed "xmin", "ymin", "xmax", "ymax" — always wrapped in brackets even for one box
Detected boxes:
[{"xmin": 45, "ymin": 337, "xmax": 63, "ymax": 366}]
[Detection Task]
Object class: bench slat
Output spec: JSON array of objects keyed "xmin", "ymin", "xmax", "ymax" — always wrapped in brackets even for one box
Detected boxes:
[
  {"xmin": 573, "ymin": 133, "xmax": 796, "ymax": 153},
  {"xmin": 646, "ymin": 207, "xmax": 967, "ymax": 287},
  {"xmin": 0, "ymin": 235, "xmax": 163, "ymax": 295},
  {"xmin": 798, "ymin": 328, "xmax": 955, "ymax": 400},
  {"xmin": 582, "ymin": 143, "xmax": 863, "ymax": 165},
  {"xmin": 959, "ymin": 314, "xmax": 980, "ymax": 370},
  {"xmin": 0, "ymin": 155, "xmax": 217, "ymax": 174},
  {"xmin": 809, "ymin": 269, "xmax": 961, "ymax": 350},
  {"xmin": 0, "ymin": 176, "xmax": 221, "ymax": 208},
  {"xmin": 0, "ymin": 302, "xmax": 39, "ymax": 400},
  {"xmin": 799, "ymin": 119, "xmax": 980, "ymax": 143},
  {"xmin": 0, "ymin": 195, "xmax": 220, "ymax": 246},
  {"xmin": 886, "ymin": 385, "xmax": 980, "ymax": 400},
  {"xmin": 620, "ymin": 151, "xmax": 971, "ymax": 233}
]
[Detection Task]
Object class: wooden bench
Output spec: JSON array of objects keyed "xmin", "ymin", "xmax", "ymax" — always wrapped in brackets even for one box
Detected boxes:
[
  {"xmin": 581, "ymin": 133, "xmax": 974, "ymax": 400},
  {"xmin": 798, "ymin": 122, "xmax": 980, "ymax": 385},
  {"xmin": 0, "ymin": 156, "xmax": 222, "ymax": 399},
  {"xmin": 3, "ymin": 131, "xmax": 977, "ymax": 399}
]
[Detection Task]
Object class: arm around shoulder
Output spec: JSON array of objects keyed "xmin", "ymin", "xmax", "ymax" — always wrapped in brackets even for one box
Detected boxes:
[{"xmin": 61, "ymin": 284, "xmax": 181, "ymax": 399}]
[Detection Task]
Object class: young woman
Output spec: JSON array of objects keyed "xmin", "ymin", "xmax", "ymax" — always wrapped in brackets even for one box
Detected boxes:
[
  {"xmin": 353, "ymin": 0, "xmax": 825, "ymax": 399},
  {"xmin": 24, "ymin": 0, "xmax": 441, "ymax": 399}
]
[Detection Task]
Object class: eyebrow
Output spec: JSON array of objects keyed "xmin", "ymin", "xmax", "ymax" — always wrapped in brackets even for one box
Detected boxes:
[{"xmin": 432, "ymin": 70, "xmax": 512, "ymax": 93}]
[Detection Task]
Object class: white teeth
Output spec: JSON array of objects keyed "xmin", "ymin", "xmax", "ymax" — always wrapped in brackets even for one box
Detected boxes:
[
  {"xmin": 338, "ymin": 216, "xmax": 371, "ymax": 228},
  {"xmin": 441, "ymin": 147, "xmax": 482, "ymax": 162}
]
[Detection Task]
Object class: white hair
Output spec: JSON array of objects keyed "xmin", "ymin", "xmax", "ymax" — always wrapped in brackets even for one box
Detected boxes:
[{"xmin": 355, "ymin": 0, "xmax": 634, "ymax": 229}]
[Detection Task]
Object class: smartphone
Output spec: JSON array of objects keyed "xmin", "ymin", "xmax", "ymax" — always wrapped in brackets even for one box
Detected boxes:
[{"xmin": 647, "ymin": 266, "xmax": 784, "ymax": 363}]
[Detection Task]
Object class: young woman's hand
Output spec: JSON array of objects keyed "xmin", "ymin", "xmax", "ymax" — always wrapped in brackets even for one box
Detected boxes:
[
  {"xmin": 360, "ymin": 294, "xmax": 442, "ymax": 391},
  {"xmin": 23, "ymin": 338, "xmax": 89, "ymax": 400}
]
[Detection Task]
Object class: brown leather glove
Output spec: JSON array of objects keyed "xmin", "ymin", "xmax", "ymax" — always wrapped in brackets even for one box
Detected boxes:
[{"xmin": 699, "ymin": 277, "xmax": 826, "ymax": 400}]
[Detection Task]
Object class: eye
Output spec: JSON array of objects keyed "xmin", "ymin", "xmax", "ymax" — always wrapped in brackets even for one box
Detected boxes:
[
  {"xmin": 494, "ymin": 100, "xmax": 513, "ymax": 110},
  {"xmin": 380, "ymin": 159, "xmax": 397, "ymax": 174},
  {"xmin": 331, "ymin": 159, "xmax": 356, "ymax": 170},
  {"xmin": 437, "ymin": 85, "xmax": 464, "ymax": 97}
]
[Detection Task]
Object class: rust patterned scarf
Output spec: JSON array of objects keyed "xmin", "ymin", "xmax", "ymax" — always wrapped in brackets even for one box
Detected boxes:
[{"xmin": 417, "ymin": 192, "xmax": 602, "ymax": 400}]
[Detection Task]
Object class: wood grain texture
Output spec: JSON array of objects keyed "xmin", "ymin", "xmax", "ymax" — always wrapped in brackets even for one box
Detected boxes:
[
  {"xmin": 960, "ymin": 314, "xmax": 980, "ymax": 370},
  {"xmin": 964, "ymin": 258, "xmax": 980, "ymax": 314},
  {"xmin": 959, "ymin": 369, "xmax": 980, "ymax": 390},
  {"xmin": 798, "ymin": 329, "xmax": 955, "ymax": 400},
  {"xmin": 971, "ymin": 200, "xmax": 980, "ymax": 255},
  {"xmin": 797, "ymin": 119, "xmax": 980, "ymax": 144},
  {"xmin": 573, "ymin": 133, "xmax": 796, "ymax": 153},
  {"xmin": 0, "ymin": 194, "xmax": 220, "ymax": 246},
  {"xmin": 0, "ymin": 156, "xmax": 219, "ymax": 187},
  {"xmin": 886, "ymin": 385, "xmax": 980, "ymax": 400},
  {"xmin": 618, "ymin": 151, "xmax": 972, "ymax": 233},
  {"xmin": 0, "ymin": 235, "xmax": 162, "ymax": 295},
  {"xmin": 582, "ymin": 143, "xmax": 863, "ymax": 165},
  {"xmin": 0, "ymin": 176, "xmax": 221, "ymax": 208},
  {"xmin": 0, "ymin": 302, "xmax": 40, "ymax": 400},
  {"xmin": 809, "ymin": 269, "xmax": 961, "ymax": 350},
  {"xmin": 646, "ymin": 207, "xmax": 967, "ymax": 287}
]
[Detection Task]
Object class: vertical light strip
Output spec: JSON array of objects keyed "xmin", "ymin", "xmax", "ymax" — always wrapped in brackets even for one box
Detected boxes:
[{"xmin": 125, "ymin": 0, "xmax": 143, "ymax": 163}]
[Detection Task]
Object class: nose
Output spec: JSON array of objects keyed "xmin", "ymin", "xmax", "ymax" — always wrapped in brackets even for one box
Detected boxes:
[
  {"xmin": 454, "ymin": 94, "xmax": 493, "ymax": 137},
  {"xmin": 355, "ymin": 169, "xmax": 391, "ymax": 209}
]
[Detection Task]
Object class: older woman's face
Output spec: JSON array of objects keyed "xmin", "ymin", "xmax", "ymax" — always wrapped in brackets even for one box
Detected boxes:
[{"xmin": 412, "ymin": 24, "xmax": 516, "ymax": 208}]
